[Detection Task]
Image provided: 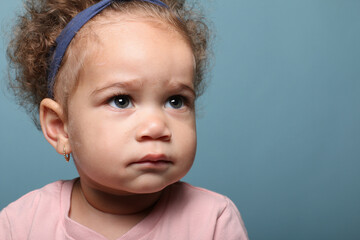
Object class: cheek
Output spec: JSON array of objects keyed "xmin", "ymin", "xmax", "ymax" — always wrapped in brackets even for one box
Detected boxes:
[
  {"xmin": 176, "ymin": 129, "xmax": 197, "ymax": 180},
  {"xmin": 67, "ymin": 119, "xmax": 129, "ymax": 183},
  {"xmin": 186, "ymin": 130, "xmax": 197, "ymax": 161},
  {"xmin": 69, "ymin": 119, "xmax": 115, "ymax": 154},
  {"xmin": 67, "ymin": 110, "xmax": 136, "ymax": 163},
  {"xmin": 67, "ymin": 113, "xmax": 105, "ymax": 160},
  {"xmin": 175, "ymin": 118, "xmax": 197, "ymax": 161}
]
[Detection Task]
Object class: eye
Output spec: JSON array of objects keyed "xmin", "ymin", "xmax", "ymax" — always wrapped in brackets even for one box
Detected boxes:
[
  {"xmin": 165, "ymin": 95, "xmax": 185, "ymax": 109},
  {"xmin": 109, "ymin": 95, "xmax": 133, "ymax": 109}
]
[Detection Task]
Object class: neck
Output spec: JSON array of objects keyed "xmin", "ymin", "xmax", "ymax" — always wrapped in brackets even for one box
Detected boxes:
[{"xmin": 74, "ymin": 179, "xmax": 163, "ymax": 215}]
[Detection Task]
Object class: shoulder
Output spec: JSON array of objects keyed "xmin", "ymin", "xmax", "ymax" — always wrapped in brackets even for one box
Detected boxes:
[
  {"xmin": 162, "ymin": 182, "xmax": 249, "ymax": 239},
  {"xmin": 169, "ymin": 181, "xmax": 235, "ymax": 211},
  {"xmin": 0, "ymin": 180, "xmax": 74, "ymax": 239},
  {"xmin": 2, "ymin": 180, "xmax": 67, "ymax": 213}
]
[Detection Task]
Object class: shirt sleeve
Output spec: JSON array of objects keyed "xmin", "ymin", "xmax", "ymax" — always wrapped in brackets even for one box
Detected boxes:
[
  {"xmin": 0, "ymin": 208, "xmax": 13, "ymax": 240},
  {"xmin": 213, "ymin": 198, "xmax": 249, "ymax": 240}
]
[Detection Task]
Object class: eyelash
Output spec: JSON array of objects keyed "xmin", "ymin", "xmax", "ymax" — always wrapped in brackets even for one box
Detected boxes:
[
  {"xmin": 106, "ymin": 93, "xmax": 192, "ymax": 109},
  {"xmin": 173, "ymin": 95, "xmax": 187, "ymax": 103}
]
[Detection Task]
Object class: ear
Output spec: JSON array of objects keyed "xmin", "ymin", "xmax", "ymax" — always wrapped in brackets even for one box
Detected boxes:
[{"xmin": 39, "ymin": 98, "xmax": 71, "ymax": 155}]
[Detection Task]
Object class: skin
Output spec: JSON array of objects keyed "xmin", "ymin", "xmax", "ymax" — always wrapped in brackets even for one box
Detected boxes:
[{"xmin": 40, "ymin": 16, "xmax": 196, "ymax": 239}]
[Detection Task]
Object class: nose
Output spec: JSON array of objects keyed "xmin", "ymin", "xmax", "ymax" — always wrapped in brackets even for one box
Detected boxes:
[{"xmin": 135, "ymin": 112, "xmax": 172, "ymax": 142}]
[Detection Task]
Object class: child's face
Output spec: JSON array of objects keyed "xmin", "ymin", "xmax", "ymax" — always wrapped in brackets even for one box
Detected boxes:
[{"xmin": 66, "ymin": 17, "xmax": 196, "ymax": 194}]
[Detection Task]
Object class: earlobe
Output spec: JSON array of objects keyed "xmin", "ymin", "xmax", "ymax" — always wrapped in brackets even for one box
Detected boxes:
[{"xmin": 39, "ymin": 98, "xmax": 71, "ymax": 155}]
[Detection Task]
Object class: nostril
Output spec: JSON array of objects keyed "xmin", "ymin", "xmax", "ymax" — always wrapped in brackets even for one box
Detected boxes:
[
  {"xmin": 158, "ymin": 133, "xmax": 171, "ymax": 142},
  {"xmin": 139, "ymin": 134, "xmax": 171, "ymax": 142}
]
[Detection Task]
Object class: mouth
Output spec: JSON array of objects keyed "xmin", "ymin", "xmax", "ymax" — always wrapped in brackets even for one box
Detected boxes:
[{"xmin": 130, "ymin": 154, "xmax": 172, "ymax": 169}]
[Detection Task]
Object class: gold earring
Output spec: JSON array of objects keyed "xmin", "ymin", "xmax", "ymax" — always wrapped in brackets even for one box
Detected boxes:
[{"xmin": 63, "ymin": 146, "xmax": 70, "ymax": 162}]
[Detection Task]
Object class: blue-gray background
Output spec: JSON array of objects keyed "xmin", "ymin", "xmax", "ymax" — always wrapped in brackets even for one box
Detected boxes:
[{"xmin": 1, "ymin": 0, "xmax": 359, "ymax": 239}]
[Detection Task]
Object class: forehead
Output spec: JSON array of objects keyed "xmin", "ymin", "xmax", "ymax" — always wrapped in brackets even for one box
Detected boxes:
[{"xmin": 75, "ymin": 16, "xmax": 195, "ymax": 91}]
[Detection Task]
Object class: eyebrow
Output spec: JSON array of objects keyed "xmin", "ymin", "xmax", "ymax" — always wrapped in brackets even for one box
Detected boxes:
[
  {"xmin": 90, "ymin": 79, "xmax": 196, "ymax": 98},
  {"xmin": 167, "ymin": 81, "xmax": 196, "ymax": 98},
  {"xmin": 90, "ymin": 80, "xmax": 143, "ymax": 97}
]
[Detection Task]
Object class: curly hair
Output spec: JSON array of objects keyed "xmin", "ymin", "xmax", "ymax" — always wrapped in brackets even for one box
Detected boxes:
[{"xmin": 7, "ymin": 0, "xmax": 212, "ymax": 128}]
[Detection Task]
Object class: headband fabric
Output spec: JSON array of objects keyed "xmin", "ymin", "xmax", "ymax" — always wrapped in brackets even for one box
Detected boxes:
[{"xmin": 47, "ymin": 0, "xmax": 169, "ymax": 98}]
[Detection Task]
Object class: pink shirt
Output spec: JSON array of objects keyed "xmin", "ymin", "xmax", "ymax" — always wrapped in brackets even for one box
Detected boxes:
[{"xmin": 0, "ymin": 180, "xmax": 248, "ymax": 239}]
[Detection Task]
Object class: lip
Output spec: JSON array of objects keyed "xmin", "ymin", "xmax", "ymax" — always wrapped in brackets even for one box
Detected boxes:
[{"xmin": 129, "ymin": 153, "xmax": 172, "ymax": 169}]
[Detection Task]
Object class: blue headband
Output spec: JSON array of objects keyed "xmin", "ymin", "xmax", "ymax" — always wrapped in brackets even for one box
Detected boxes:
[{"xmin": 47, "ymin": 0, "xmax": 169, "ymax": 98}]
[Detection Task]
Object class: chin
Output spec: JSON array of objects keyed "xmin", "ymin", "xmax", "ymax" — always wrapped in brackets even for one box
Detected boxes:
[{"xmin": 130, "ymin": 178, "xmax": 178, "ymax": 194}]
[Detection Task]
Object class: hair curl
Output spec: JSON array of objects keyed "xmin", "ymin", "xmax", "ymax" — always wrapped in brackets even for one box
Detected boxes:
[{"xmin": 7, "ymin": 0, "xmax": 212, "ymax": 129}]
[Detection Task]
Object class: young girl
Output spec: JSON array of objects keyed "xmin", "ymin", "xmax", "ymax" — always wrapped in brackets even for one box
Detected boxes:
[{"xmin": 1, "ymin": 0, "xmax": 248, "ymax": 239}]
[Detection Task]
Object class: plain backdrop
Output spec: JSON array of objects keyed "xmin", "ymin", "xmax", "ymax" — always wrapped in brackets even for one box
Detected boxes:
[{"xmin": 1, "ymin": 0, "xmax": 360, "ymax": 239}]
